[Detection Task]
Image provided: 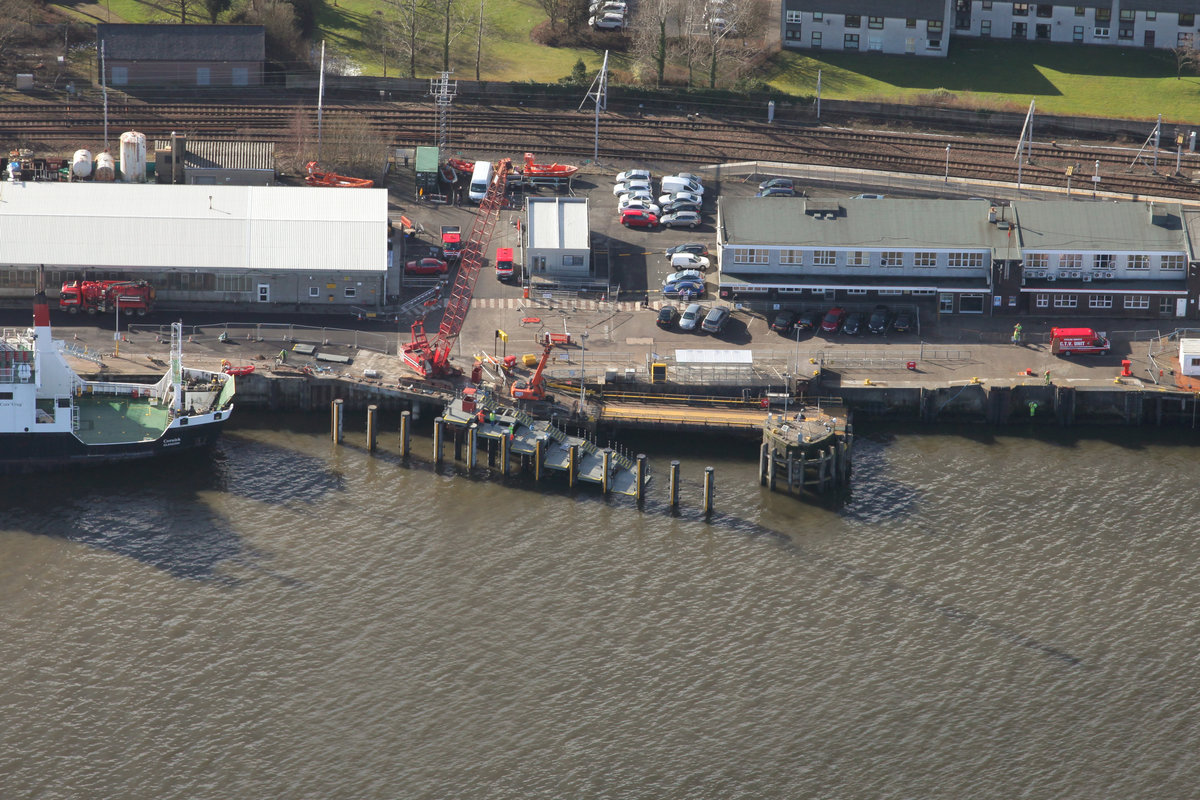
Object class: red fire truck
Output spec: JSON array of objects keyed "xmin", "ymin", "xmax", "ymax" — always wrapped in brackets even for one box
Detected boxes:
[{"xmin": 59, "ymin": 280, "xmax": 156, "ymax": 316}]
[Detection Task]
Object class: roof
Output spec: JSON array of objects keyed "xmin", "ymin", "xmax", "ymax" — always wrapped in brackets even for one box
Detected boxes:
[
  {"xmin": 1120, "ymin": 0, "xmax": 1196, "ymax": 12},
  {"xmin": 1182, "ymin": 208, "xmax": 1200, "ymax": 262},
  {"xmin": 153, "ymin": 139, "xmax": 274, "ymax": 171},
  {"xmin": 1012, "ymin": 201, "xmax": 1188, "ymax": 253},
  {"xmin": 97, "ymin": 24, "xmax": 265, "ymax": 62},
  {"xmin": 415, "ymin": 146, "xmax": 440, "ymax": 174},
  {"xmin": 528, "ymin": 197, "xmax": 590, "ymax": 250},
  {"xmin": 783, "ymin": 0, "xmax": 947, "ymax": 17},
  {"xmin": 0, "ymin": 183, "xmax": 386, "ymax": 272},
  {"xmin": 719, "ymin": 197, "xmax": 1014, "ymax": 253}
]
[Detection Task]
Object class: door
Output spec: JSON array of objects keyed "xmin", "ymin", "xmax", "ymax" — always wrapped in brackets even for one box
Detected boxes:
[
  {"xmin": 1144, "ymin": 30, "xmax": 1155, "ymax": 47},
  {"xmin": 257, "ymin": 283, "xmax": 270, "ymax": 303},
  {"xmin": 939, "ymin": 293, "xmax": 954, "ymax": 313},
  {"xmin": 1177, "ymin": 298, "xmax": 1187, "ymax": 318}
]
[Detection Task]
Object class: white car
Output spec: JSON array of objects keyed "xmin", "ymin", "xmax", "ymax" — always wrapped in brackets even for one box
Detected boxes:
[
  {"xmin": 618, "ymin": 199, "xmax": 661, "ymax": 217},
  {"xmin": 664, "ymin": 269, "xmax": 703, "ymax": 285},
  {"xmin": 851, "ymin": 193, "xmax": 886, "ymax": 200},
  {"xmin": 590, "ymin": 12, "xmax": 626, "ymax": 29},
  {"xmin": 658, "ymin": 190, "xmax": 704, "ymax": 208},
  {"xmin": 613, "ymin": 179, "xmax": 652, "ymax": 197},
  {"xmin": 615, "ymin": 169, "xmax": 651, "ymax": 184},
  {"xmin": 660, "ymin": 176, "xmax": 704, "ymax": 195},
  {"xmin": 591, "ymin": 1, "xmax": 627, "ymax": 14},
  {"xmin": 674, "ymin": 172, "xmax": 704, "ymax": 184},
  {"xmin": 619, "ymin": 189, "xmax": 654, "ymax": 207},
  {"xmin": 669, "ymin": 252, "xmax": 710, "ymax": 271}
]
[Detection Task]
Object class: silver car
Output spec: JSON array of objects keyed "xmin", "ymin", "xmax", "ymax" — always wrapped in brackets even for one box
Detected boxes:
[
  {"xmin": 679, "ymin": 303, "xmax": 703, "ymax": 331},
  {"xmin": 661, "ymin": 210, "xmax": 702, "ymax": 229}
]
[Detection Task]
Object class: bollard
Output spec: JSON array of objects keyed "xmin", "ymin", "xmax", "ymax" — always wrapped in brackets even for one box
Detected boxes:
[
  {"xmin": 500, "ymin": 431, "xmax": 511, "ymax": 476},
  {"xmin": 399, "ymin": 410, "xmax": 411, "ymax": 457},
  {"xmin": 433, "ymin": 417, "xmax": 444, "ymax": 465},
  {"xmin": 366, "ymin": 404, "xmax": 378, "ymax": 452},
  {"xmin": 331, "ymin": 398, "xmax": 344, "ymax": 444},
  {"xmin": 636, "ymin": 454, "xmax": 647, "ymax": 507},
  {"xmin": 467, "ymin": 422, "xmax": 478, "ymax": 469},
  {"xmin": 669, "ymin": 460, "xmax": 680, "ymax": 510},
  {"xmin": 568, "ymin": 444, "xmax": 578, "ymax": 489},
  {"xmin": 702, "ymin": 466, "xmax": 715, "ymax": 517},
  {"xmin": 535, "ymin": 436, "xmax": 545, "ymax": 482},
  {"xmin": 602, "ymin": 448, "xmax": 612, "ymax": 495}
]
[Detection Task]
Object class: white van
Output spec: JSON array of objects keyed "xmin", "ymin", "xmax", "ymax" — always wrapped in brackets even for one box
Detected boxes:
[
  {"xmin": 469, "ymin": 160, "xmax": 494, "ymax": 203},
  {"xmin": 661, "ymin": 175, "xmax": 704, "ymax": 196}
]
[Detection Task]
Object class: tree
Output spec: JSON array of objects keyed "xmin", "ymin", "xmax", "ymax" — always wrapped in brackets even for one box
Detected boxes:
[
  {"xmin": 234, "ymin": 0, "xmax": 305, "ymax": 63},
  {"xmin": 0, "ymin": 0, "xmax": 35, "ymax": 69},
  {"xmin": 382, "ymin": 0, "xmax": 426, "ymax": 79},
  {"xmin": 535, "ymin": 0, "xmax": 570, "ymax": 32},
  {"xmin": 473, "ymin": 0, "xmax": 486, "ymax": 80},
  {"xmin": 701, "ymin": 0, "xmax": 766, "ymax": 88},
  {"xmin": 630, "ymin": 0, "xmax": 678, "ymax": 87},
  {"xmin": 173, "ymin": 0, "xmax": 193, "ymax": 24},
  {"xmin": 204, "ymin": 0, "xmax": 232, "ymax": 23},
  {"xmin": 1172, "ymin": 43, "xmax": 1199, "ymax": 79},
  {"xmin": 430, "ymin": 0, "xmax": 472, "ymax": 72}
]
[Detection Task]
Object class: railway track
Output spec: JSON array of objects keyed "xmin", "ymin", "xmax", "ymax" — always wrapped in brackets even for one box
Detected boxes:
[{"xmin": 4, "ymin": 102, "xmax": 1198, "ymax": 199}]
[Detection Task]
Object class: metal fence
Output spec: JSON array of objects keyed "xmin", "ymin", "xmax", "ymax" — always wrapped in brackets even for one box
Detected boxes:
[{"xmin": 128, "ymin": 322, "xmax": 396, "ymax": 355}]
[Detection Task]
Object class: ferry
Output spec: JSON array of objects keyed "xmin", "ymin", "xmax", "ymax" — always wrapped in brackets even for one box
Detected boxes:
[{"xmin": 0, "ymin": 280, "xmax": 235, "ymax": 474}]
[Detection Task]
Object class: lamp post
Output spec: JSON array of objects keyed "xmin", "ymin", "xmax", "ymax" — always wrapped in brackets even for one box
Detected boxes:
[
  {"xmin": 944, "ymin": 143, "xmax": 951, "ymax": 184},
  {"xmin": 114, "ymin": 295, "xmax": 120, "ymax": 357},
  {"xmin": 579, "ymin": 330, "xmax": 589, "ymax": 415}
]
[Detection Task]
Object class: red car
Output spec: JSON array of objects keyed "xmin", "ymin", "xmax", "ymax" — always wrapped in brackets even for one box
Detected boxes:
[
  {"xmin": 620, "ymin": 208, "xmax": 658, "ymax": 228},
  {"xmin": 820, "ymin": 307, "xmax": 847, "ymax": 333},
  {"xmin": 405, "ymin": 257, "xmax": 449, "ymax": 275}
]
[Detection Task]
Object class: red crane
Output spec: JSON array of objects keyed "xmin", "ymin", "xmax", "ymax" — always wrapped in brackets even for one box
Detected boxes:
[{"xmin": 403, "ymin": 158, "xmax": 513, "ymax": 377}]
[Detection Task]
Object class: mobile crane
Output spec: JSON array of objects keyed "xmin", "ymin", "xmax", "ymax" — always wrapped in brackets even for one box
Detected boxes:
[
  {"xmin": 510, "ymin": 343, "xmax": 553, "ymax": 401},
  {"xmin": 402, "ymin": 158, "xmax": 513, "ymax": 378}
]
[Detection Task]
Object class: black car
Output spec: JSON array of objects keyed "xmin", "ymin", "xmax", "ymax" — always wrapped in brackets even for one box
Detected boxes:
[
  {"xmin": 770, "ymin": 310, "xmax": 798, "ymax": 334},
  {"xmin": 663, "ymin": 200, "xmax": 703, "ymax": 214},
  {"xmin": 841, "ymin": 312, "xmax": 864, "ymax": 336},
  {"xmin": 656, "ymin": 304, "xmax": 680, "ymax": 329},
  {"xmin": 794, "ymin": 311, "xmax": 820, "ymax": 333},
  {"xmin": 892, "ymin": 311, "xmax": 914, "ymax": 334},
  {"xmin": 665, "ymin": 242, "xmax": 709, "ymax": 258},
  {"xmin": 758, "ymin": 177, "xmax": 794, "ymax": 192},
  {"xmin": 867, "ymin": 305, "xmax": 891, "ymax": 334},
  {"xmin": 756, "ymin": 187, "xmax": 796, "ymax": 198}
]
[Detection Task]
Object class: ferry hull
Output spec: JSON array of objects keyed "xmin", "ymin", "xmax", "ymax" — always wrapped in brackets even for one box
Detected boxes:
[{"xmin": 0, "ymin": 420, "xmax": 226, "ymax": 475}]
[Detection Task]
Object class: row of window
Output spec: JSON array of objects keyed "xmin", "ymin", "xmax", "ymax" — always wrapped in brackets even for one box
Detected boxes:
[
  {"xmin": 1032, "ymin": 294, "xmax": 1173, "ymax": 311},
  {"xmin": 1024, "ymin": 253, "xmax": 1185, "ymax": 271},
  {"xmin": 0, "ymin": 271, "xmax": 300, "ymax": 294},
  {"xmin": 794, "ymin": 8, "xmax": 1192, "ymax": 26},
  {"xmin": 733, "ymin": 248, "xmax": 986, "ymax": 269}
]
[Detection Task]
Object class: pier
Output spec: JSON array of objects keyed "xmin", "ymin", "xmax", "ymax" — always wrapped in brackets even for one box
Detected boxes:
[{"xmin": 758, "ymin": 404, "xmax": 852, "ymax": 499}]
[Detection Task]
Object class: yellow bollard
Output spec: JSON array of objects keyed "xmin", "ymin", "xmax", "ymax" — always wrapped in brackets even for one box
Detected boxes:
[
  {"xmin": 864, "ymin": 378, "xmax": 873, "ymax": 386},
  {"xmin": 970, "ymin": 376, "xmax": 982, "ymax": 385}
]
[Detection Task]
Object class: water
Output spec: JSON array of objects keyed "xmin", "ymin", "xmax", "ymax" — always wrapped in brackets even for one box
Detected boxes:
[{"xmin": 2, "ymin": 412, "xmax": 1199, "ymax": 799}]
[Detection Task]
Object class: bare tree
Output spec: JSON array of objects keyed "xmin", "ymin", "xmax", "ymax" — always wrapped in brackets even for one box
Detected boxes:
[
  {"xmin": 535, "ymin": 0, "xmax": 571, "ymax": 32},
  {"xmin": 173, "ymin": 0, "xmax": 193, "ymax": 24},
  {"xmin": 702, "ymin": 0, "xmax": 766, "ymax": 88},
  {"xmin": 631, "ymin": 0, "xmax": 680, "ymax": 86},
  {"xmin": 382, "ymin": 0, "xmax": 426, "ymax": 78},
  {"xmin": 1172, "ymin": 43, "xmax": 1199, "ymax": 79},
  {"xmin": 474, "ymin": 0, "xmax": 486, "ymax": 80},
  {"xmin": 0, "ymin": 0, "xmax": 35, "ymax": 69},
  {"xmin": 427, "ymin": 0, "xmax": 473, "ymax": 72}
]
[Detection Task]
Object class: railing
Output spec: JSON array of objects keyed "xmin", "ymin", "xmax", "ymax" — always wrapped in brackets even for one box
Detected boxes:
[{"xmin": 128, "ymin": 322, "xmax": 395, "ymax": 355}]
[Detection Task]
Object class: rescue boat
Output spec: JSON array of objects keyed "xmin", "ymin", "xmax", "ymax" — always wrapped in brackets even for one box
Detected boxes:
[
  {"xmin": 520, "ymin": 152, "xmax": 579, "ymax": 178},
  {"xmin": 447, "ymin": 157, "xmax": 475, "ymax": 177},
  {"xmin": 304, "ymin": 161, "xmax": 375, "ymax": 188}
]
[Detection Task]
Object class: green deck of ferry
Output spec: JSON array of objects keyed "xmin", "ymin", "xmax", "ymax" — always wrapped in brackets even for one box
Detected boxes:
[{"xmin": 72, "ymin": 395, "xmax": 170, "ymax": 444}]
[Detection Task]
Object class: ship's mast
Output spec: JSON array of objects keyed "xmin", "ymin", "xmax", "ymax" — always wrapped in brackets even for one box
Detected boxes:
[{"xmin": 171, "ymin": 321, "xmax": 184, "ymax": 413}]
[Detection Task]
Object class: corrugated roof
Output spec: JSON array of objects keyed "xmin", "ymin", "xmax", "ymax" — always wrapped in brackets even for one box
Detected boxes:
[
  {"xmin": 784, "ymin": 0, "xmax": 947, "ymax": 17},
  {"xmin": 97, "ymin": 24, "xmax": 265, "ymax": 62},
  {"xmin": 720, "ymin": 197, "xmax": 1015, "ymax": 252},
  {"xmin": 528, "ymin": 197, "xmax": 589, "ymax": 250},
  {"xmin": 0, "ymin": 183, "xmax": 386, "ymax": 272},
  {"xmin": 1012, "ymin": 200, "xmax": 1188, "ymax": 253},
  {"xmin": 153, "ymin": 139, "xmax": 275, "ymax": 171}
]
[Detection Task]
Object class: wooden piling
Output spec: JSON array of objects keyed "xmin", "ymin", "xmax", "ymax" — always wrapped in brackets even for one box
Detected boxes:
[
  {"xmin": 535, "ymin": 436, "xmax": 545, "ymax": 482},
  {"xmin": 636, "ymin": 454, "xmax": 646, "ymax": 507},
  {"xmin": 433, "ymin": 417, "xmax": 444, "ymax": 465},
  {"xmin": 602, "ymin": 448, "xmax": 611, "ymax": 495},
  {"xmin": 568, "ymin": 444, "xmax": 578, "ymax": 488}
]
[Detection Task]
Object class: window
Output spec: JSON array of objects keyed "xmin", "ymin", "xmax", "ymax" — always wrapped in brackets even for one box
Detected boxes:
[
  {"xmin": 1125, "ymin": 295, "xmax": 1150, "ymax": 309},
  {"xmin": 1160, "ymin": 297, "xmax": 1175, "ymax": 314},
  {"xmin": 111, "ymin": 66, "xmax": 128, "ymax": 85},
  {"xmin": 1095, "ymin": 254, "xmax": 1114, "ymax": 270},
  {"xmin": 948, "ymin": 252, "xmax": 984, "ymax": 269},
  {"xmin": 1035, "ymin": 293, "xmax": 1049, "ymax": 308},
  {"xmin": 1013, "ymin": 22, "xmax": 1027, "ymax": 38},
  {"xmin": 906, "ymin": 18, "xmax": 917, "ymax": 28},
  {"xmin": 1161, "ymin": 255, "xmax": 1186, "ymax": 271},
  {"xmin": 812, "ymin": 12, "xmax": 822, "ymax": 21},
  {"xmin": 927, "ymin": 20, "xmax": 943, "ymax": 33},
  {"xmin": 1073, "ymin": 25, "xmax": 1084, "ymax": 42},
  {"xmin": 1179, "ymin": 32, "xmax": 1193, "ymax": 47},
  {"xmin": 732, "ymin": 248, "xmax": 768, "ymax": 265},
  {"xmin": 928, "ymin": 38, "xmax": 942, "ymax": 49},
  {"xmin": 563, "ymin": 255, "xmax": 584, "ymax": 266},
  {"xmin": 232, "ymin": 67, "xmax": 249, "ymax": 86},
  {"xmin": 1013, "ymin": 3, "xmax": 1028, "ymax": 16},
  {"xmin": 1119, "ymin": 9, "xmax": 1134, "ymax": 21},
  {"xmin": 914, "ymin": 252, "xmax": 937, "ymax": 268},
  {"xmin": 1074, "ymin": 6, "xmax": 1085, "ymax": 16},
  {"xmin": 845, "ymin": 15, "xmax": 860, "ymax": 28},
  {"xmin": 813, "ymin": 250, "xmax": 836, "ymax": 266},
  {"xmin": 878, "ymin": 289, "xmax": 903, "ymax": 296},
  {"xmin": 1058, "ymin": 253, "xmax": 1083, "ymax": 270},
  {"xmin": 196, "ymin": 67, "xmax": 211, "ymax": 86},
  {"xmin": 880, "ymin": 251, "xmax": 904, "ymax": 267},
  {"xmin": 1095, "ymin": 27, "xmax": 1109, "ymax": 37},
  {"xmin": 1127, "ymin": 255, "xmax": 1150, "ymax": 271},
  {"xmin": 811, "ymin": 31, "xmax": 822, "ymax": 47},
  {"xmin": 1146, "ymin": 11, "xmax": 1156, "ymax": 21},
  {"xmin": 847, "ymin": 289, "xmax": 868, "ymax": 295},
  {"xmin": 847, "ymin": 251, "xmax": 869, "ymax": 267},
  {"xmin": 1119, "ymin": 26, "xmax": 1133, "ymax": 40},
  {"xmin": 786, "ymin": 10, "xmax": 801, "ymax": 23},
  {"xmin": 309, "ymin": 286, "xmax": 320, "ymax": 298},
  {"xmin": 1089, "ymin": 295, "xmax": 1113, "ymax": 309},
  {"xmin": 981, "ymin": 0, "xmax": 992, "ymax": 8},
  {"xmin": 344, "ymin": 287, "xmax": 357, "ymax": 298},
  {"xmin": 1037, "ymin": 4, "xmax": 1052, "ymax": 18},
  {"xmin": 1179, "ymin": 13, "xmax": 1193, "ymax": 27},
  {"xmin": 869, "ymin": 35, "xmax": 884, "ymax": 50},
  {"xmin": 981, "ymin": 20, "xmax": 992, "ymax": 36},
  {"xmin": 1096, "ymin": 8, "xmax": 1110, "ymax": 23},
  {"xmin": 215, "ymin": 274, "xmax": 253, "ymax": 292},
  {"xmin": 780, "ymin": 249, "xmax": 803, "ymax": 265},
  {"xmin": 1037, "ymin": 23, "xmax": 1051, "ymax": 39},
  {"xmin": 1054, "ymin": 295, "xmax": 1078, "ymax": 308},
  {"xmin": 869, "ymin": 16, "xmax": 883, "ymax": 29},
  {"xmin": 844, "ymin": 33, "xmax": 860, "ymax": 49}
]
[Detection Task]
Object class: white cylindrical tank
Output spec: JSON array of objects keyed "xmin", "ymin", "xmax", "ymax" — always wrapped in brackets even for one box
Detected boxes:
[
  {"xmin": 95, "ymin": 151, "xmax": 115, "ymax": 182},
  {"xmin": 119, "ymin": 130, "xmax": 147, "ymax": 183},
  {"xmin": 71, "ymin": 149, "xmax": 93, "ymax": 179}
]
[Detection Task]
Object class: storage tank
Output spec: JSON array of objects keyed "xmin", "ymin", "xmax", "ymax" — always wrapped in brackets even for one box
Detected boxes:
[
  {"xmin": 71, "ymin": 149, "xmax": 93, "ymax": 179},
  {"xmin": 94, "ymin": 151, "xmax": 115, "ymax": 182},
  {"xmin": 119, "ymin": 131, "xmax": 147, "ymax": 183}
]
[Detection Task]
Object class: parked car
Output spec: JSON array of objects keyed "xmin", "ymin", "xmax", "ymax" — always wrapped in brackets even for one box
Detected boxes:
[
  {"xmin": 590, "ymin": 12, "xmax": 626, "ymax": 29},
  {"xmin": 851, "ymin": 193, "xmax": 886, "ymax": 200},
  {"xmin": 674, "ymin": 172, "xmax": 704, "ymax": 184},
  {"xmin": 661, "ymin": 210, "xmax": 702, "ymax": 229},
  {"xmin": 620, "ymin": 209, "xmax": 658, "ymax": 228},
  {"xmin": 892, "ymin": 311, "xmax": 914, "ymax": 334},
  {"xmin": 656, "ymin": 304, "xmax": 680, "ymax": 329},
  {"xmin": 658, "ymin": 190, "xmax": 704, "ymax": 208},
  {"xmin": 404, "ymin": 257, "xmax": 449, "ymax": 275},
  {"xmin": 669, "ymin": 252, "xmax": 710, "ymax": 271},
  {"xmin": 679, "ymin": 302, "xmax": 704, "ymax": 331},
  {"xmin": 613, "ymin": 179, "xmax": 652, "ymax": 197},
  {"xmin": 820, "ymin": 307, "xmax": 847, "ymax": 333},
  {"xmin": 770, "ymin": 310, "xmax": 798, "ymax": 334},
  {"xmin": 868, "ymin": 305, "xmax": 891, "ymax": 334},
  {"xmin": 794, "ymin": 311, "xmax": 820, "ymax": 333},
  {"xmin": 591, "ymin": 0, "xmax": 626, "ymax": 14},
  {"xmin": 663, "ymin": 269, "xmax": 703, "ymax": 285},
  {"xmin": 841, "ymin": 312, "xmax": 864, "ymax": 336},
  {"xmin": 701, "ymin": 305, "xmax": 730, "ymax": 334},
  {"xmin": 619, "ymin": 190, "xmax": 654, "ymax": 207},
  {"xmin": 756, "ymin": 187, "xmax": 796, "ymax": 198},
  {"xmin": 661, "ymin": 176, "xmax": 704, "ymax": 195},
  {"xmin": 663, "ymin": 200, "xmax": 703, "ymax": 215},
  {"xmin": 618, "ymin": 198, "xmax": 661, "ymax": 217},
  {"xmin": 666, "ymin": 242, "xmax": 709, "ymax": 258},
  {"xmin": 759, "ymin": 177, "xmax": 794, "ymax": 192},
  {"xmin": 615, "ymin": 169, "xmax": 651, "ymax": 184},
  {"xmin": 663, "ymin": 278, "xmax": 706, "ymax": 299}
]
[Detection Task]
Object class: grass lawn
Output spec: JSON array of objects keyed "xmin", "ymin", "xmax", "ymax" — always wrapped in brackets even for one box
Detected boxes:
[{"xmin": 764, "ymin": 39, "xmax": 1200, "ymax": 121}]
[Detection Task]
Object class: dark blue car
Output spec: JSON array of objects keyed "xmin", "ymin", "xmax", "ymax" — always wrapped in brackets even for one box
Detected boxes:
[{"xmin": 662, "ymin": 278, "xmax": 706, "ymax": 299}]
